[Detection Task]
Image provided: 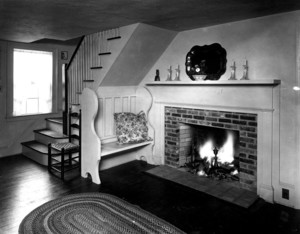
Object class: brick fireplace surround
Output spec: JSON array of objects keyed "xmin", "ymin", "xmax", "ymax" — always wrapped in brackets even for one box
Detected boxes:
[{"xmin": 165, "ymin": 106, "xmax": 258, "ymax": 192}]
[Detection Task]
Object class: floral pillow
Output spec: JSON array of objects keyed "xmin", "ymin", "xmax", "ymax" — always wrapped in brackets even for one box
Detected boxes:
[{"xmin": 114, "ymin": 111, "xmax": 152, "ymax": 144}]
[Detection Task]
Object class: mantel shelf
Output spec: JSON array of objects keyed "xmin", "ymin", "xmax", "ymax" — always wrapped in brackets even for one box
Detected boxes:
[{"xmin": 145, "ymin": 79, "xmax": 280, "ymax": 86}]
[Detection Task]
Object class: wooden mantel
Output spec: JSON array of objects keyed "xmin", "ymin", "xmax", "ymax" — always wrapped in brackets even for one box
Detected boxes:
[{"xmin": 146, "ymin": 79, "xmax": 280, "ymax": 86}]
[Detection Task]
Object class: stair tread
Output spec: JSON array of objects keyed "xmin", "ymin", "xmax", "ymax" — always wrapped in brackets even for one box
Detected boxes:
[
  {"xmin": 83, "ymin": 79, "xmax": 94, "ymax": 82},
  {"xmin": 98, "ymin": 52, "xmax": 111, "ymax": 55},
  {"xmin": 46, "ymin": 117, "xmax": 63, "ymax": 124},
  {"xmin": 90, "ymin": 66, "xmax": 103, "ymax": 69},
  {"xmin": 22, "ymin": 141, "xmax": 60, "ymax": 154},
  {"xmin": 34, "ymin": 129, "xmax": 68, "ymax": 139},
  {"xmin": 107, "ymin": 36, "xmax": 121, "ymax": 41}
]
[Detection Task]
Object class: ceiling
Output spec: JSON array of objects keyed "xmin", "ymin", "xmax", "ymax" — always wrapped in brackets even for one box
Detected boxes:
[{"xmin": 1, "ymin": 0, "xmax": 300, "ymax": 44}]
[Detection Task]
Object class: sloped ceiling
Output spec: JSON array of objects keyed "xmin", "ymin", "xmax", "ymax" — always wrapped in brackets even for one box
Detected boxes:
[{"xmin": 1, "ymin": 0, "xmax": 300, "ymax": 43}]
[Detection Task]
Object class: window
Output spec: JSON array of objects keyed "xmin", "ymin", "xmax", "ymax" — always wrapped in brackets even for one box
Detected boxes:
[{"xmin": 11, "ymin": 48, "xmax": 54, "ymax": 116}]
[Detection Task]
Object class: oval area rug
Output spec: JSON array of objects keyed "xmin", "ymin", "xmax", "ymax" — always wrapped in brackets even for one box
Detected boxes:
[{"xmin": 19, "ymin": 192, "xmax": 185, "ymax": 234}]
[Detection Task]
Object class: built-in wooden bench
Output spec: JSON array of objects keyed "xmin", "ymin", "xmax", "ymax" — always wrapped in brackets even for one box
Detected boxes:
[
  {"xmin": 81, "ymin": 87, "xmax": 154, "ymax": 184},
  {"xmin": 101, "ymin": 141, "xmax": 152, "ymax": 157}
]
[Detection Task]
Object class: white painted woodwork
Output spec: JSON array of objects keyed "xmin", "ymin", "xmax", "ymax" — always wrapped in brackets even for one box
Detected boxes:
[
  {"xmin": 144, "ymin": 82, "xmax": 285, "ymax": 206},
  {"xmin": 96, "ymin": 86, "xmax": 138, "ymax": 142},
  {"xmin": 81, "ymin": 88, "xmax": 101, "ymax": 184},
  {"xmin": 101, "ymin": 141, "xmax": 152, "ymax": 157},
  {"xmin": 146, "ymin": 79, "xmax": 281, "ymax": 86},
  {"xmin": 81, "ymin": 87, "xmax": 154, "ymax": 184},
  {"xmin": 66, "ymin": 24, "xmax": 139, "ymax": 106}
]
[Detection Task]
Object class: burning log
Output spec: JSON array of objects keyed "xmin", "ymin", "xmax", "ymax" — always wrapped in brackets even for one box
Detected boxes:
[{"xmin": 183, "ymin": 142, "xmax": 239, "ymax": 182}]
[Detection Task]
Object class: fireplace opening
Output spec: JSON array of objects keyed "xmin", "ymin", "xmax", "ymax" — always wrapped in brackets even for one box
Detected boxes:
[
  {"xmin": 180, "ymin": 124, "xmax": 240, "ymax": 182},
  {"xmin": 165, "ymin": 106, "xmax": 257, "ymax": 191}
]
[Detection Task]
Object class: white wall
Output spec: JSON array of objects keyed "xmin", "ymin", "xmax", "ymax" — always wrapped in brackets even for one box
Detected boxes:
[{"xmin": 140, "ymin": 11, "xmax": 300, "ymax": 208}]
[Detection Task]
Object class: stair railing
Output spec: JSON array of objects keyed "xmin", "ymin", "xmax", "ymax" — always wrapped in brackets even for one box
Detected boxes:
[
  {"xmin": 62, "ymin": 28, "xmax": 121, "ymax": 134},
  {"xmin": 63, "ymin": 36, "xmax": 85, "ymax": 134}
]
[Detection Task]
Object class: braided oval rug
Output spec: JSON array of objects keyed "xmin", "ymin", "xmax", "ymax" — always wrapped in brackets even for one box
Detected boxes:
[{"xmin": 19, "ymin": 193, "xmax": 185, "ymax": 234}]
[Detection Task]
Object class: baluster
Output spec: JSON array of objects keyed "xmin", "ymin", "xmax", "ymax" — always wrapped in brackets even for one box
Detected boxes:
[
  {"xmin": 89, "ymin": 35, "xmax": 92, "ymax": 79},
  {"xmin": 75, "ymin": 53, "xmax": 78, "ymax": 101},
  {"xmin": 87, "ymin": 35, "xmax": 90, "ymax": 79},
  {"xmin": 100, "ymin": 31, "xmax": 103, "ymax": 64},
  {"xmin": 84, "ymin": 38, "xmax": 87, "ymax": 88},
  {"xmin": 107, "ymin": 30, "xmax": 110, "ymax": 52},
  {"xmin": 69, "ymin": 68, "xmax": 71, "ymax": 105},
  {"xmin": 79, "ymin": 42, "xmax": 84, "ymax": 92},
  {"xmin": 72, "ymin": 65, "xmax": 75, "ymax": 104},
  {"xmin": 78, "ymin": 46, "xmax": 81, "ymax": 93},
  {"xmin": 98, "ymin": 31, "xmax": 101, "ymax": 56},
  {"xmin": 82, "ymin": 38, "xmax": 85, "ymax": 86},
  {"xmin": 91, "ymin": 34, "xmax": 94, "ymax": 68},
  {"xmin": 69, "ymin": 67, "xmax": 71, "ymax": 105},
  {"xmin": 94, "ymin": 33, "xmax": 97, "ymax": 66},
  {"xmin": 104, "ymin": 30, "xmax": 107, "ymax": 53}
]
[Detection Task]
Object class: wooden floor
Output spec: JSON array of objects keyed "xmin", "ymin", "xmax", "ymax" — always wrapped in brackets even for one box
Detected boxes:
[{"xmin": 1, "ymin": 155, "xmax": 300, "ymax": 234}]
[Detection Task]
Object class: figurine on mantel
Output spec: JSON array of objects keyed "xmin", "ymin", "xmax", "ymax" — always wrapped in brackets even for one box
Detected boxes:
[
  {"xmin": 166, "ymin": 65, "xmax": 172, "ymax": 81},
  {"xmin": 154, "ymin": 69, "xmax": 160, "ymax": 81},
  {"xmin": 174, "ymin": 65, "xmax": 180, "ymax": 81},
  {"xmin": 228, "ymin": 61, "xmax": 236, "ymax": 80},
  {"xmin": 240, "ymin": 59, "xmax": 249, "ymax": 80}
]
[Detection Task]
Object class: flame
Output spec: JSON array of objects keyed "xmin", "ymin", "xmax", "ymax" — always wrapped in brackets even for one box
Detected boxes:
[
  {"xmin": 198, "ymin": 132, "xmax": 235, "ymax": 165},
  {"xmin": 217, "ymin": 133, "xmax": 235, "ymax": 164},
  {"xmin": 198, "ymin": 138, "xmax": 215, "ymax": 163}
]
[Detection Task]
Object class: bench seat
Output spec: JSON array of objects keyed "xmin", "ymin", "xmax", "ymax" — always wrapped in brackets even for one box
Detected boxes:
[{"xmin": 101, "ymin": 141, "xmax": 152, "ymax": 157}]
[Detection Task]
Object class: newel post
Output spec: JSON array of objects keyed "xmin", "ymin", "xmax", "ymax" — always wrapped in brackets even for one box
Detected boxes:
[{"xmin": 62, "ymin": 63, "xmax": 68, "ymax": 135}]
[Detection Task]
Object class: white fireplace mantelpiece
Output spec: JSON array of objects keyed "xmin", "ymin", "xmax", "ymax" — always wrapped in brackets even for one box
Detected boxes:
[
  {"xmin": 144, "ymin": 80, "xmax": 287, "ymax": 206},
  {"xmin": 146, "ymin": 79, "xmax": 280, "ymax": 86}
]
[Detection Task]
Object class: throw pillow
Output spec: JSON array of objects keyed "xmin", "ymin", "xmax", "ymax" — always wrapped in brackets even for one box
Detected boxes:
[{"xmin": 114, "ymin": 111, "xmax": 151, "ymax": 144}]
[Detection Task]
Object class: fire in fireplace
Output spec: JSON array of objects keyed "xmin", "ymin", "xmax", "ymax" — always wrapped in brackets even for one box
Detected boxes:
[
  {"xmin": 165, "ymin": 106, "xmax": 257, "ymax": 191},
  {"xmin": 182, "ymin": 124, "xmax": 240, "ymax": 181}
]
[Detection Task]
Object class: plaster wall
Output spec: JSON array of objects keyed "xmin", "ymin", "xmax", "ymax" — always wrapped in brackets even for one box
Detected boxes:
[
  {"xmin": 0, "ymin": 40, "xmax": 75, "ymax": 157},
  {"xmin": 140, "ymin": 11, "xmax": 300, "ymax": 208},
  {"xmin": 100, "ymin": 24, "xmax": 177, "ymax": 86}
]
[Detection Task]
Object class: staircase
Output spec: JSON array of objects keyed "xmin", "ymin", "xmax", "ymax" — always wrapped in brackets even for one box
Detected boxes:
[
  {"xmin": 66, "ymin": 24, "xmax": 138, "ymax": 106},
  {"xmin": 21, "ymin": 117, "xmax": 67, "ymax": 166},
  {"xmin": 21, "ymin": 26, "xmax": 131, "ymax": 165},
  {"xmin": 21, "ymin": 23, "xmax": 177, "ymax": 166}
]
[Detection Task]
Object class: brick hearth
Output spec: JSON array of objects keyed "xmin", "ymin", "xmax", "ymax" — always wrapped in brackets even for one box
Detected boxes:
[{"xmin": 164, "ymin": 106, "xmax": 258, "ymax": 192}]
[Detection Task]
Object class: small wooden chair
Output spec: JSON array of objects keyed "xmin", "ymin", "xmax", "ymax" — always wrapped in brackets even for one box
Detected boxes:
[{"xmin": 48, "ymin": 109, "xmax": 81, "ymax": 180}]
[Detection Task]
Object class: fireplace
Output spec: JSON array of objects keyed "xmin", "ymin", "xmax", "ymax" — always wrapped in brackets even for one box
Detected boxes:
[
  {"xmin": 165, "ymin": 106, "xmax": 257, "ymax": 192},
  {"xmin": 180, "ymin": 124, "xmax": 240, "ymax": 180},
  {"xmin": 145, "ymin": 81, "xmax": 280, "ymax": 205}
]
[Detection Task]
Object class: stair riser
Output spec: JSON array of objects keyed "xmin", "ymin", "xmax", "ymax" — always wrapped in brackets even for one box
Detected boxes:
[
  {"xmin": 46, "ymin": 121, "xmax": 63, "ymax": 133},
  {"xmin": 34, "ymin": 133, "xmax": 68, "ymax": 145},
  {"xmin": 22, "ymin": 146, "xmax": 48, "ymax": 166}
]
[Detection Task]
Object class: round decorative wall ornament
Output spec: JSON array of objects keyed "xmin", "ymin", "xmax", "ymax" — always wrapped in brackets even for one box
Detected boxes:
[{"xmin": 185, "ymin": 43, "xmax": 227, "ymax": 81}]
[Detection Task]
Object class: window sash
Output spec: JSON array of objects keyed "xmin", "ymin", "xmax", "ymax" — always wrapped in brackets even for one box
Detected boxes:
[
  {"xmin": 6, "ymin": 43, "xmax": 58, "ymax": 119},
  {"xmin": 13, "ymin": 49, "xmax": 53, "ymax": 116}
]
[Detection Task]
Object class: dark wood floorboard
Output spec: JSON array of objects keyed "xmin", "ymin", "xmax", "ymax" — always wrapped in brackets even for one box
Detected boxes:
[{"xmin": 0, "ymin": 154, "xmax": 300, "ymax": 234}]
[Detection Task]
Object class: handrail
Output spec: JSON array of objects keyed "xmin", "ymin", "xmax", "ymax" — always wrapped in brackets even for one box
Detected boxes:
[{"xmin": 66, "ymin": 36, "xmax": 85, "ymax": 71}]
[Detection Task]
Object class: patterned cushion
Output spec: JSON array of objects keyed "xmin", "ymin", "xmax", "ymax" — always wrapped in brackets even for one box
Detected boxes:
[
  {"xmin": 114, "ymin": 111, "xmax": 152, "ymax": 144},
  {"xmin": 51, "ymin": 142, "xmax": 79, "ymax": 152}
]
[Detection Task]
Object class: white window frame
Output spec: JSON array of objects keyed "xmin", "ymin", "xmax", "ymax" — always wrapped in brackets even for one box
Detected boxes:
[{"xmin": 6, "ymin": 43, "xmax": 58, "ymax": 119}]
